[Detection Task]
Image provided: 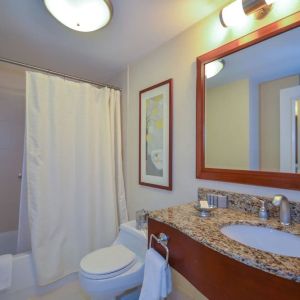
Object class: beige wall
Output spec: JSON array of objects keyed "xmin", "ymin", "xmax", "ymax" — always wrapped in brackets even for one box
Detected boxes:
[
  {"xmin": 260, "ymin": 75, "xmax": 300, "ymax": 172},
  {"xmin": 206, "ymin": 79, "xmax": 249, "ymax": 170},
  {"xmin": 111, "ymin": 2, "xmax": 300, "ymax": 219},
  {"xmin": 0, "ymin": 63, "xmax": 25, "ymax": 232},
  {"xmin": 169, "ymin": 268, "xmax": 207, "ymax": 300}
]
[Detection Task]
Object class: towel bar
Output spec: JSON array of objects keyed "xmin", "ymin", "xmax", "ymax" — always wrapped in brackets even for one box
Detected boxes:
[{"xmin": 149, "ymin": 233, "xmax": 169, "ymax": 264}]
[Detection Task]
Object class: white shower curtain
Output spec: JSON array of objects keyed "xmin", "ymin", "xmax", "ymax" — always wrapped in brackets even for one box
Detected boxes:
[{"xmin": 20, "ymin": 71, "xmax": 128, "ymax": 285}]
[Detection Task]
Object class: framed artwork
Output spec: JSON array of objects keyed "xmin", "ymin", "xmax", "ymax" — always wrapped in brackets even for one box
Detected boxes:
[{"xmin": 139, "ymin": 79, "xmax": 173, "ymax": 190}]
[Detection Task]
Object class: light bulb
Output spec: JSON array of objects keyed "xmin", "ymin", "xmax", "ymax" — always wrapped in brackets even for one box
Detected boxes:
[
  {"xmin": 44, "ymin": 0, "xmax": 112, "ymax": 32},
  {"xmin": 205, "ymin": 60, "xmax": 224, "ymax": 79},
  {"xmin": 220, "ymin": 0, "xmax": 247, "ymax": 27}
]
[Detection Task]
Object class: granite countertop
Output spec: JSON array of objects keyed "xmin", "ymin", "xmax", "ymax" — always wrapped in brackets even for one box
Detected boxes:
[{"xmin": 149, "ymin": 202, "xmax": 300, "ymax": 282}]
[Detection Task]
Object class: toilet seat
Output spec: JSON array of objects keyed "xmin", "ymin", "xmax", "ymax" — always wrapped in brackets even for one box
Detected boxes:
[{"xmin": 80, "ymin": 244, "xmax": 137, "ymax": 280}]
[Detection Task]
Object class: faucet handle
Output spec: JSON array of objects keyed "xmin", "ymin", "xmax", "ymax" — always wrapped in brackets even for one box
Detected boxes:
[
  {"xmin": 258, "ymin": 200, "xmax": 269, "ymax": 220},
  {"xmin": 259, "ymin": 199, "xmax": 266, "ymax": 206}
]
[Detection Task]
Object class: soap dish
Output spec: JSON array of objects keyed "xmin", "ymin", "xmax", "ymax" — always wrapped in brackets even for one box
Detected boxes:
[{"xmin": 194, "ymin": 203, "xmax": 216, "ymax": 218}]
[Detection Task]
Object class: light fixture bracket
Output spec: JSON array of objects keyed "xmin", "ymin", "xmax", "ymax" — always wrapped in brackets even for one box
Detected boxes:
[
  {"xmin": 253, "ymin": 4, "xmax": 272, "ymax": 20},
  {"xmin": 242, "ymin": 0, "xmax": 266, "ymax": 15},
  {"xmin": 243, "ymin": 0, "xmax": 272, "ymax": 20}
]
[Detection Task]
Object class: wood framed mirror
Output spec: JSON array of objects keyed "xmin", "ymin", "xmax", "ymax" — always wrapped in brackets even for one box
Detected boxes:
[{"xmin": 196, "ymin": 11, "xmax": 300, "ymax": 190}]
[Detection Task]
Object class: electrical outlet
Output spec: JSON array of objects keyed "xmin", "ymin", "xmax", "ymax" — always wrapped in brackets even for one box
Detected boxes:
[{"xmin": 217, "ymin": 195, "xmax": 228, "ymax": 208}]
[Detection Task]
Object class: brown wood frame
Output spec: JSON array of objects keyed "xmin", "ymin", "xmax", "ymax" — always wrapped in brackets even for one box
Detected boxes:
[
  {"xmin": 196, "ymin": 11, "xmax": 300, "ymax": 190},
  {"xmin": 139, "ymin": 79, "xmax": 173, "ymax": 190}
]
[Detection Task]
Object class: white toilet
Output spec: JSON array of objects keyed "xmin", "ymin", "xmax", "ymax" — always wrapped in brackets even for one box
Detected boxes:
[{"xmin": 79, "ymin": 220, "xmax": 147, "ymax": 300}]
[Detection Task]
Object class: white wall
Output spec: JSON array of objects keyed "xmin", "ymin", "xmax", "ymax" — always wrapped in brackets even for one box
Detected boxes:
[
  {"xmin": 260, "ymin": 75, "xmax": 300, "ymax": 171},
  {"xmin": 111, "ymin": 1, "xmax": 300, "ymax": 218}
]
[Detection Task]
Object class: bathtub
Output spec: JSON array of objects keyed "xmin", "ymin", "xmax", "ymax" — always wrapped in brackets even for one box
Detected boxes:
[
  {"xmin": 0, "ymin": 231, "xmax": 18, "ymax": 255},
  {"xmin": 0, "ymin": 252, "xmax": 79, "ymax": 300}
]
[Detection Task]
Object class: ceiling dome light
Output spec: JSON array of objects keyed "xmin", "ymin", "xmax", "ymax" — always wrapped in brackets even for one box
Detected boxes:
[
  {"xmin": 44, "ymin": 0, "xmax": 112, "ymax": 32},
  {"xmin": 205, "ymin": 60, "xmax": 225, "ymax": 79}
]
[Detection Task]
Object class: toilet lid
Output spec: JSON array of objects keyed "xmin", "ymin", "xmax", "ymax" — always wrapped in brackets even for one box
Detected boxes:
[{"xmin": 80, "ymin": 244, "xmax": 136, "ymax": 276}]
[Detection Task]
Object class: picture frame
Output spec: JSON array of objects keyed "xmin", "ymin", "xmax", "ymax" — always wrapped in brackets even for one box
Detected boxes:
[{"xmin": 139, "ymin": 79, "xmax": 173, "ymax": 190}]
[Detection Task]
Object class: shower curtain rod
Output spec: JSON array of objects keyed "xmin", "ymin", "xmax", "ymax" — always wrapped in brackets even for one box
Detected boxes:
[{"xmin": 0, "ymin": 57, "xmax": 122, "ymax": 91}]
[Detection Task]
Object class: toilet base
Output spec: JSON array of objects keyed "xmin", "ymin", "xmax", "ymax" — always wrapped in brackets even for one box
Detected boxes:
[
  {"xmin": 119, "ymin": 286, "xmax": 141, "ymax": 300},
  {"xmin": 91, "ymin": 296, "xmax": 116, "ymax": 300},
  {"xmin": 90, "ymin": 287, "xmax": 141, "ymax": 300}
]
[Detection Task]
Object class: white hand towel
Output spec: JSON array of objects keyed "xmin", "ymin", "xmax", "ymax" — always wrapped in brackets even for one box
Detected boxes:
[
  {"xmin": 139, "ymin": 248, "xmax": 172, "ymax": 300},
  {"xmin": 0, "ymin": 254, "xmax": 13, "ymax": 291}
]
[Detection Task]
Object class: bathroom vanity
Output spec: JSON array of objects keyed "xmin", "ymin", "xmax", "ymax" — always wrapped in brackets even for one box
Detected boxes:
[
  {"xmin": 147, "ymin": 9, "xmax": 300, "ymax": 300},
  {"xmin": 176, "ymin": 12, "xmax": 300, "ymax": 298},
  {"xmin": 148, "ymin": 194, "xmax": 300, "ymax": 300}
]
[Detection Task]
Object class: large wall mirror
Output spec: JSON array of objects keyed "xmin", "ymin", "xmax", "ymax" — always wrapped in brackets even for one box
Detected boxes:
[{"xmin": 196, "ymin": 12, "xmax": 300, "ymax": 190}]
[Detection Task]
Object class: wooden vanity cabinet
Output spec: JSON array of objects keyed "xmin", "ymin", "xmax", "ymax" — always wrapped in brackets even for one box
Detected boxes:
[{"xmin": 148, "ymin": 218, "xmax": 300, "ymax": 300}]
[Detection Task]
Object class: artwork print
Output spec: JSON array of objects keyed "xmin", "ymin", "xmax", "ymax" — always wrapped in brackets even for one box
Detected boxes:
[
  {"xmin": 145, "ymin": 94, "xmax": 164, "ymax": 177},
  {"xmin": 139, "ymin": 79, "xmax": 172, "ymax": 190}
]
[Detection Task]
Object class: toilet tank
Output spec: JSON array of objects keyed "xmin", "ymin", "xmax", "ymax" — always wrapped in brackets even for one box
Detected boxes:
[{"xmin": 114, "ymin": 220, "xmax": 147, "ymax": 259}]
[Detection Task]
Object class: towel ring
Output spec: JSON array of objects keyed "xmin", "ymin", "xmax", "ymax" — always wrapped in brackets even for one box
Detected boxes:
[{"xmin": 149, "ymin": 233, "xmax": 169, "ymax": 264}]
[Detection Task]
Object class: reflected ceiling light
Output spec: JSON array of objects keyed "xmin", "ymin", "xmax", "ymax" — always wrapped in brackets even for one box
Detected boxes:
[
  {"xmin": 205, "ymin": 60, "xmax": 224, "ymax": 79},
  {"xmin": 220, "ymin": 0, "xmax": 279, "ymax": 27},
  {"xmin": 44, "ymin": 0, "xmax": 112, "ymax": 32}
]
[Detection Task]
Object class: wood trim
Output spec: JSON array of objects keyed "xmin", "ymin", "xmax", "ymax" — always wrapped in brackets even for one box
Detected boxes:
[
  {"xmin": 139, "ymin": 79, "xmax": 173, "ymax": 190},
  {"xmin": 149, "ymin": 218, "xmax": 300, "ymax": 300},
  {"xmin": 196, "ymin": 11, "xmax": 300, "ymax": 190}
]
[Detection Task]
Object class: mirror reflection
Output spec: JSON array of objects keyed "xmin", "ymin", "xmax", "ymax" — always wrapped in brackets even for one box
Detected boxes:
[{"xmin": 205, "ymin": 27, "xmax": 300, "ymax": 173}]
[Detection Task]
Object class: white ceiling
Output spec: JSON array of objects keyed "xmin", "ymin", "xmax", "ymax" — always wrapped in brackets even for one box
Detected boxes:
[{"xmin": 0, "ymin": 0, "xmax": 228, "ymax": 85}]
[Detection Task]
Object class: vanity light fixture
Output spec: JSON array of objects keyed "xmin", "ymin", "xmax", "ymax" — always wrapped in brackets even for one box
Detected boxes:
[
  {"xmin": 44, "ymin": 0, "xmax": 112, "ymax": 32},
  {"xmin": 265, "ymin": 0, "xmax": 278, "ymax": 4},
  {"xmin": 220, "ymin": 0, "xmax": 279, "ymax": 27},
  {"xmin": 205, "ymin": 60, "xmax": 225, "ymax": 79}
]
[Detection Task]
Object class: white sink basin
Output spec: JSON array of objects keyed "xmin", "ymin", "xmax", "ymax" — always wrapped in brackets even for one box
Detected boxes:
[{"xmin": 221, "ymin": 224, "xmax": 300, "ymax": 257}]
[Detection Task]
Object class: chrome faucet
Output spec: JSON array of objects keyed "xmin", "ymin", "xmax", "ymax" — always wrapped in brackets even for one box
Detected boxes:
[{"xmin": 272, "ymin": 195, "xmax": 291, "ymax": 226}]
